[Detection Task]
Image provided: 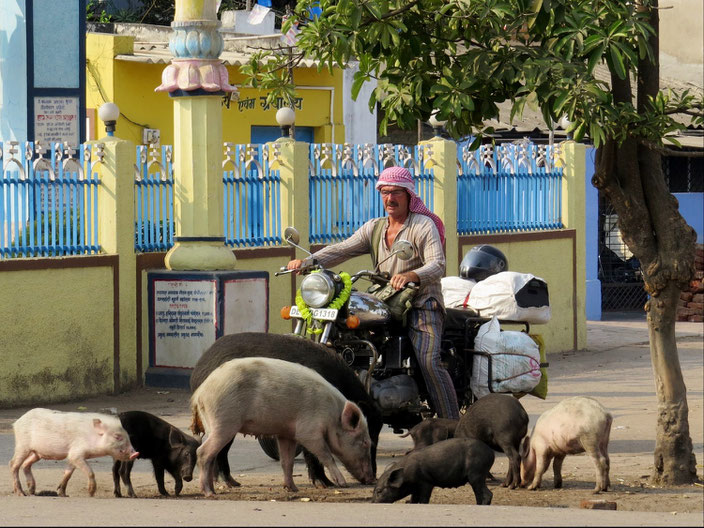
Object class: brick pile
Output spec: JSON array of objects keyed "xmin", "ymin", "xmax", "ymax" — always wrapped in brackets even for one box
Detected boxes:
[{"xmin": 677, "ymin": 243, "xmax": 704, "ymax": 322}]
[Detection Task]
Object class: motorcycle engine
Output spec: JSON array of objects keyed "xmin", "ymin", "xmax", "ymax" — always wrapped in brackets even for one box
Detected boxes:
[{"xmin": 370, "ymin": 374, "xmax": 420, "ymax": 411}]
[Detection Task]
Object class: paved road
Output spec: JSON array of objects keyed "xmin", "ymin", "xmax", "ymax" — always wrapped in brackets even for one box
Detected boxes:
[
  {"xmin": 1, "ymin": 316, "xmax": 702, "ymax": 526},
  {"xmin": 2, "ymin": 495, "xmax": 701, "ymax": 527}
]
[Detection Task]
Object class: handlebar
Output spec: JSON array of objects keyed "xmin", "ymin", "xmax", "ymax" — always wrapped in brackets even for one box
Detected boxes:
[
  {"xmin": 351, "ymin": 270, "xmax": 419, "ymax": 293},
  {"xmin": 274, "ymin": 267, "xmax": 296, "ymax": 277},
  {"xmin": 351, "ymin": 270, "xmax": 390, "ymax": 284},
  {"xmin": 274, "ymin": 261, "xmax": 322, "ymax": 277},
  {"xmin": 275, "ymin": 266, "xmax": 417, "ymax": 293}
]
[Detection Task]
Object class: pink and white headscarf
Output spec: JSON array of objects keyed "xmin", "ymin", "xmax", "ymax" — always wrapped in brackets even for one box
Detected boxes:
[{"xmin": 375, "ymin": 166, "xmax": 445, "ymax": 244}]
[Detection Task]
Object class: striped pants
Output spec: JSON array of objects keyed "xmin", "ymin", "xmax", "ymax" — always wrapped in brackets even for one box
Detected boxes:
[{"xmin": 407, "ymin": 299, "xmax": 460, "ymax": 420}]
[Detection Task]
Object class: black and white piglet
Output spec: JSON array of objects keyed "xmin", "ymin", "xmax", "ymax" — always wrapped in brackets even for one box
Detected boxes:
[{"xmin": 112, "ymin": 410, "xmax": 200, "ymax": 498}]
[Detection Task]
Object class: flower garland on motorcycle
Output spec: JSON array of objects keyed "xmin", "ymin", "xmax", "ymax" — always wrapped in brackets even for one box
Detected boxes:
[{"xmin": 295, "ymin": 271, "xmax": 353, "ymax": 334}]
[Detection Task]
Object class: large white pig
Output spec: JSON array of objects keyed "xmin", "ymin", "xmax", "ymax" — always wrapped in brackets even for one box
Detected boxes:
[
  {"xmin": 10, "ymin": 408, "xmax": 139, "ymax": 497},
  {"xmin": 190, "ymin": 357, "xmax": 375, "ymax": 496},
  {"xmin": 520, "ymin": 396, "xmax": 613, "ymax": 492}
]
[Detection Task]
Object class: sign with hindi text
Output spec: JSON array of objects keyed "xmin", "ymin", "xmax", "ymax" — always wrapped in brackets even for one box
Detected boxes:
[{"xmin": 33, "ymin": 96, "xmax": 80, "ymax": 146}]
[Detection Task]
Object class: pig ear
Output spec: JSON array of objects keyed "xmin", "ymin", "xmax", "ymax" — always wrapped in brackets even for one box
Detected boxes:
[
  {"xmin": 387, "ymin": 468, "xmax": 404, "ymax": 489},
  {"xmin": 341, "ymin": 401, "xmax": 362, "ymax": 431},
  {"xmin": 92, "ymin": 419, "xmax": 106, "ymax": 435},
  {"xmin": 169, "ymin": 427, "xmax": 183, "ymax": 448}
]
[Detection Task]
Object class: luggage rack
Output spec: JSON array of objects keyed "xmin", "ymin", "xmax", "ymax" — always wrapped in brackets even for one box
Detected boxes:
[
  {"xmin": 443, "ymin": 309, "xmax": 547, "ymax": 401},
  {"xmin": 444, "ymin": 308, "xmax": 531, "ymax": 352}
]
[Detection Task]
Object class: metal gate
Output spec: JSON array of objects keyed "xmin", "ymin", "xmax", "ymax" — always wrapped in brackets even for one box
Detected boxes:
[{"xmin": 598, "ymin": 192, "xmax": 648, "ymax": 311}]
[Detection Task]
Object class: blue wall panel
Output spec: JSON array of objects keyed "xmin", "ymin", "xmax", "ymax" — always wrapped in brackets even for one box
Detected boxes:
[
  {"xmin": 0, "ymin": 0, "xmax": 28, "ymax": 142},
  {"xmin": 33, "ymin": 0, "xmax": 79, "ymax": 88},
  {"xmin": 675, "ymin": 192, "xmax": 704, "ymax": 244}
]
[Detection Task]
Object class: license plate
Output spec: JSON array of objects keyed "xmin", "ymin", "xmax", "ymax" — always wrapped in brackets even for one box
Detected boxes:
[{"xmin": 290, "ymin": 305, "xmax": 338, "ymax": 321}]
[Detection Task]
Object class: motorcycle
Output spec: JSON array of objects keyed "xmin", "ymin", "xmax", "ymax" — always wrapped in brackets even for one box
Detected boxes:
[{"xmin": 271, "ymin": 227, "xmax": 538, "ymax": 436}]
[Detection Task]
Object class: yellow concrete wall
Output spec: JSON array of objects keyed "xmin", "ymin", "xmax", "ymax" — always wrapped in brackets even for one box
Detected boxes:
[
  {"xmin": 86, "ymin": 33, "xmax": 347, "ymax": 146},
  {"xmin": 560, "ymin": 142, "xmax": 587, "ymax": 350},
  {"xmin": 0, "ymin": 266, "xmax": 115, "ymax": 407},
  {"xmin": 94, "ymin": 137, "xmax": 138, "ymax": 388},
  {"xmin": 458, "ymin": 235, "xmax": 577, "ymax": 354}
]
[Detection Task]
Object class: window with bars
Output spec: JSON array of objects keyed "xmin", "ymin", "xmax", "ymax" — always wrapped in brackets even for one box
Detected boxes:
[{"xmin": 662, "ymin": 151, "xmax": 704, "ymax": 192}]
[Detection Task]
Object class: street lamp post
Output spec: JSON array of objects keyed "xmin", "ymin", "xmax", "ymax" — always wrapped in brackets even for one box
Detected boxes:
[
  {"xmin": 98, "ymin": 102, "xmax": 120, "ymax": 137},
  {"xmin": 276, "ymin": 107, "xmax": 295, "ymax": 138},
  {"xmin": 428, "ymin": 112, "xmax": 447, "ymax": 137}
]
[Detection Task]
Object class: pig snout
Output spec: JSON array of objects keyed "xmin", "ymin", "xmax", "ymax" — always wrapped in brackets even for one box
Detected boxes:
[
  {"xmin": 358, "ymin": 460, "xmax": 376, "ymax": 485},
  {"xmin": 181, "ymin": 465, "xmax": 194, "ymax": 482},
  {"xmin": 117, "ymin": 442, "xmax": 139, "ymax": 461},
  {"xmin": 113, "ymin": 444, "xmax": 139, "ymax": 461},
  {"xmin": 347, "ymin": 452, "xmax": 376, "ymax": 485}
]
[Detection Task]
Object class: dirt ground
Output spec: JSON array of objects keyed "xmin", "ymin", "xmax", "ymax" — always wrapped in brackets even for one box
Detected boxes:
[{"xmin": 1, "ymin": 320, "xmax": 703, "ymax": 516}]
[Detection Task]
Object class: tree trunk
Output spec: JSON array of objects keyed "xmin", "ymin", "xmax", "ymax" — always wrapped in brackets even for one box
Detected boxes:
[
  {"xmin": 591, "ymin": 0, "xmax": 699, "ymax": 485},
  {"xmin": 594, "ymin": 137, "xmax": 699, "ymax": 485},
  {"xmin": 646, "ymin": 282, "xmax": 699, "ymax": 484},
  {"xmin": 636, "ymin": 2, "xmax": 699, "ymax": 484}
]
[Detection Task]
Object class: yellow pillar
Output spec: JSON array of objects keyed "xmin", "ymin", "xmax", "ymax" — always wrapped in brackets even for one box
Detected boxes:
[
  {"xmin": 420, "ymin": 137, "xmax": 459, "ymax": 275},
  {"xmin": 271, "ymin": 137, "xmax": 311, "ymax": 253},
  {"xmin": 560, "ymin": 141, "xmax": 587, "ymax": 350},
  {"xmin": 160, "ymin": 0, "xmax": 237, "ymax": 271},
  {"xmin": 174, "ymin": 0, "xmax": 218, "ymax": 20},
  {"xmin": 94, "ymin": 136, "xmax": 137, "ymax": 390},
  {"xmin": 164, "ymin": 97, "xmax": 237, "ymax": 270}
]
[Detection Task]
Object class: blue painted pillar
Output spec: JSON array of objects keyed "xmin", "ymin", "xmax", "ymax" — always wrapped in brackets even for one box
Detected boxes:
[{"xmin": 584, "ymin": 146, "xmax": 602, "ymax": 320}]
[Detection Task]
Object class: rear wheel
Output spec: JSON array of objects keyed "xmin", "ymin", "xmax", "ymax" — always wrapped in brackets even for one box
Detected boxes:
[{"xmin": 257, "ymin": 436, "xmax": 304, "ymax": 460}]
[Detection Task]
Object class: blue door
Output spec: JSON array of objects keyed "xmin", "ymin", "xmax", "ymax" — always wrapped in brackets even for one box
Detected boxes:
[{"xmin": 251, "ymin": 126, "xmax": 314, "ymax": 144}]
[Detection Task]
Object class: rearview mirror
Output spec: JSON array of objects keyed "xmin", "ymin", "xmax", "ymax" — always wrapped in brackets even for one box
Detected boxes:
[
  {"xmin": 283, "ymin": 226, "xmax": 300, "ymax": 246},
  {"xmin": 391, "ymin": 240, "xmax": 414, "ymax": 261}
]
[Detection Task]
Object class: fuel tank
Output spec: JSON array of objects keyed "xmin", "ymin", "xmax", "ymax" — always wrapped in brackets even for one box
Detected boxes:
[{"xmin": 345, "ymin": 291, "xmax": 392, "ymax": 327}]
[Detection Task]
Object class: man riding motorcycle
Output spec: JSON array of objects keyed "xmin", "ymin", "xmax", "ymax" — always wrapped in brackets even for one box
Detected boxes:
[{"xmin": 287, "ymin": 166, "xmax": 459, "ymax": 419}]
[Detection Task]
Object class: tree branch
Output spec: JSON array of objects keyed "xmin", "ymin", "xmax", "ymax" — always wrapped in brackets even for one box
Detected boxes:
[
  {"xmin": 640, "ymin": 139, "xmax": 704, "ymax": 157},
  {"xmin": 665, "ymin": 106, "xmax": 703, "ymax": 117},
  {"xmin": 361, "ymin": 0, "xmax": 421, "ymax": 23}
]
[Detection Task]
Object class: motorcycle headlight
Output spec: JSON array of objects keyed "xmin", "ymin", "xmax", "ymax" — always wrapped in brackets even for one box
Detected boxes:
[{"xmin": 301, "ymin": 273, "xmax": 336, "ymax": 308}]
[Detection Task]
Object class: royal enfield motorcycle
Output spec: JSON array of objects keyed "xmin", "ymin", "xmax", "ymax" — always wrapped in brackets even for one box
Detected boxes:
[{"xmin": 274, "ymin": 227, "xmax": 535, "ymax": 434}]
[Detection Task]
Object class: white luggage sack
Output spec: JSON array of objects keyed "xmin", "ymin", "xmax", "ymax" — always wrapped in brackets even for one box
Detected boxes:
[
  {"xmin": 470, "ymin": 316, "xmax": 542, "ymax": 399},
  {"xmin": 466, "ymin": 271, "xmax": 551, "ymax": 324},
  {"xmin": 441, "ymin": 276, "xmax": 477, "ymax": 309}
]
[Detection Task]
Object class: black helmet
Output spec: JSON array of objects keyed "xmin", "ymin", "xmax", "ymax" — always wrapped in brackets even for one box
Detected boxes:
[{"xmin": 460, "ymin": 245, "xmax": 508, "ymax": 281}]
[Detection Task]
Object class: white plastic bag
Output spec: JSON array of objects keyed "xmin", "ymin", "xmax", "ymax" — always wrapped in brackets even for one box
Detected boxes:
[
  {"xmin": 467, "ymin": 271, "xmax": 551, "ymax": 324},
  {"xmin": 470, "ymin": 316, "xmax": 542, "ymax": 399},
  {"xmin": 441, "ymin": 276, "xmax": 477, "ymax": 309}
]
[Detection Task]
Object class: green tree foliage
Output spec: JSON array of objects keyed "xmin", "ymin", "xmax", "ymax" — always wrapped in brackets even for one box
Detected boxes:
[
  {"xmin": 241, "ymin": 0, "xmax": 703, "ymax": 485},
  {"xmin": 242, "ymin": 0, "xmax": 701, "ymax": 147}
]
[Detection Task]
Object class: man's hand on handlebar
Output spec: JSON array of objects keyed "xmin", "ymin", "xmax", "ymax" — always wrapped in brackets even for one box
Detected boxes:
[
  {"xmin": 287, "ymin": 259, "xmax": 304, "ymax": 271},
  {"xmin": 286, "ymin": 258, "xmax": 316, "ymax": 274},
  {"xmin": 390, "ymin": 271, "xmax": 420, "ymax": 290}
]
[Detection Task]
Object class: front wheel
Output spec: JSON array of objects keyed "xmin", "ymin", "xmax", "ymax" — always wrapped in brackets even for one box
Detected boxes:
[{"xmin": 258, "ymin": 435, "xmax": 304, "ymax": 461}]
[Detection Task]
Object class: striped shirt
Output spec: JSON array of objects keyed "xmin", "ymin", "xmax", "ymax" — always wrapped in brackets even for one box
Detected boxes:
[{"xmin": 308, "ymin": 213, "xmax": 446, "ymax": 309}]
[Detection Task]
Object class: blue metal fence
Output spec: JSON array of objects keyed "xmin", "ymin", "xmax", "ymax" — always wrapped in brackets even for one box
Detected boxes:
[
  {"xmin": 457, "ymin": 142, "xmax": 563, "ymax": 234},
  {"xmin": 0, "ymin": 141, "xmax": 101, "ymax": 258},
  {"xmin": 132, "ymin": 143, "xmax": 282, "ymax": 251},
  {"xmin": 1, "ymin": 140, "xmax": 563, "ymax": 258},
  {"xmin": 134, "ymin": 144, "xmax": 174, "ymax": 252},
  {"xmin": 308, "ymin": 143, "xmax": 434, "ymax": 244},
  {"xmin": 222, "ymin": 143, "xmax": 282, "ymax": 247}
]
